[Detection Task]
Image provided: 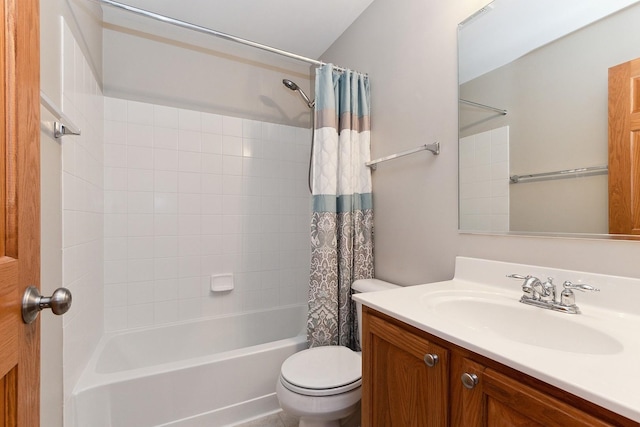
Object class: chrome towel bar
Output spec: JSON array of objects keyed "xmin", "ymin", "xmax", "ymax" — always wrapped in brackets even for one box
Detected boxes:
[
  {"xmin": 459, "ymin": 99, "xmax": 507, "ymax": 115},
  {"xmin": 366, "ymin": 142, "xmax": 439, "ymax": 170},
  {"xmin": 510, "ymin": 165, "xmax": 608, "ymax": 184}
]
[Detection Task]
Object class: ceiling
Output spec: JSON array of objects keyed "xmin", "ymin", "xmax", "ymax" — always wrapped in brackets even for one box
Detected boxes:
[{"xmin": 100, "ymin": 0, "xmax": 376, "ymax": 60}]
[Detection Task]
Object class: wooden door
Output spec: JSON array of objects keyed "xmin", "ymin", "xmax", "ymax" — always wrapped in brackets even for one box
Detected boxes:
[
  {"xmin": 608, "ymin": 57, "xmax": 640, "ymax": 234},
  {"xmin": 361, "ymin": 308, "xmax": 448, "ymax": 427},
  {"xmin": 0, "ymin": 0, "xmax": 41, "ymax": 425}
]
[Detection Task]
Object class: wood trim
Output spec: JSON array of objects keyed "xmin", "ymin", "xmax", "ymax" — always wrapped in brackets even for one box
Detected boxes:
[
  {"xmin": 5, "ymin": 0, "xmax": 40, "ymax": 425},
  {"xmin": 0, "ymin": 0, "xmax": 5, "ymax": 259}
]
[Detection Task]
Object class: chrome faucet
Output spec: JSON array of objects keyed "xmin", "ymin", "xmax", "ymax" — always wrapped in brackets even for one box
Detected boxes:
[{"xmin": 506, "ymin": 274, "xmax": 599, "ymax": 314}]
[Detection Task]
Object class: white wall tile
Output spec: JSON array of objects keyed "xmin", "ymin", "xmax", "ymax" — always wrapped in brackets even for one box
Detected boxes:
[
  {"xmin": 154, "ymin": 236, "xmax": 178, "ymax": 258},
  {"xmin": 179, "ymin": 109, "xmax": 201, "ymax": 131},
  {"xmin": 202, "ymin": 113, "xmax": 223, "ymax": 134},
  {"xmin": 222, "ymin": 116, "xmax": 243, "ymax": 137},
  {"xmin": 127, "ymin": 303, "xmax": 154, "ymax": 328},
  {"xmin": 178, "ymin": 194, "xmax": 201, "ymax": 214},
  {"xmin": 105, "ymin": 167, "xmax": 127, "ymax": 191},
  {"xmin": 154, "ymin": 214, "xmax": 178, "ymax": 236},
  {"xmin": 154, "ymin": 105, "xmax": 179, "ymax": 128},
  {"xmin": 154, "ymin": 193, "xmax": 178, "ymax": 214},
  {"xmin": 127, "ymin": 101, "xmax": 154, "ymax": 125},
  {"xmin": 202, "ymin": 153, "xmax": 223, "ymax": 174},
  {"xmin": 127, "ymin": 214, "xmax": 155, "ymax": 236},
  {"xmin": 127, "ymin": 237, "xmax": 154, "ymax": 259},
  {"xmin": 127, "ymin": 123, "xmax": 154, "ymax": 147},
  {"xmin": 178, "ymin": 151, "xmax": 201, "ymax": 172},
  {"xmin": 104, "ymin": 144, "xmax": 127, "ymax": 168},
  {"xmin": 154, "ymin": 127, "xmax": 179, "ymax": 150},
  {"xmin": 127, "ymin": 192, "xmax": 154, "ymax": 214},
  {"xmin": 127, "ymin": 147, "xmax": 154, "ymax": 170},
  {"xmin": 104, "ymin": 97, "xmax": 311, "ymax": 332},
  {"xmin": 459, "ymin": 126, "xmax": 510, "ymax": 232},
  {"xmin": 128, "ymin": 169, "xmax": 154, "ymax": 192},
  {"xmin": 104, "ymin": 121, "xmax": 127, "ymax": 145},
  {"xmin": 154, "ymin": 170, "xmax": 178, "ymax": 193},
  {"xmin": 154, "ymin": 149, "xmax": 178, "ymax": 171},
  {"xmin": 128, "ymin": 281, "xmax": 155, "ymax": 305},
  {"xmin": 105, "ymin": 97, "xmax": 127, "ymax": 122},
  {"xmin": 223, "ymin": 136, "xmax": 243, "ymax": 156},
  {"xmin": 178, "ymin": 172, "xmax": 201, "ymax": 194},
  {"xmin": 154, "ymin": 257, "xmax": 178, "ymax": 280},
  {"xmin": 178, "ymin": 130, "xmax": 201, "ymax": 152}
]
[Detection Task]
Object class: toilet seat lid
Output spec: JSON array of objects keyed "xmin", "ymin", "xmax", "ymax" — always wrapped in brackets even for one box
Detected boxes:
[{"xmin": 281, "ymin": 346, "xmax": 362, "ymax": 391}]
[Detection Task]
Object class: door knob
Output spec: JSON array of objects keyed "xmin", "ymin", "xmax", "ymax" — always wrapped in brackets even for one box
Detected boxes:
[{"xmin": 22, "ymin": 286, "xmax": 72, "ymax": 324}]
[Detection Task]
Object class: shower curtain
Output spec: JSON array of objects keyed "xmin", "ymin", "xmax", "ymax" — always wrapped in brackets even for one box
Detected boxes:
[{"xmin": 307, "ymin": 64, "xmax": 374, "ymax": 350}]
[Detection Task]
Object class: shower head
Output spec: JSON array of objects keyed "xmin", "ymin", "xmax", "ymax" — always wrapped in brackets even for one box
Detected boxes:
[
  {"xmin": 282, "ymin": 79, "xmax": 314, "ymax": 108},
  {"xmin": 282, "ymin": 79, "xmax": 299, "ymax": 91}
]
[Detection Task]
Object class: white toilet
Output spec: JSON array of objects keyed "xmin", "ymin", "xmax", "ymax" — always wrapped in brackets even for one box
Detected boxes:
[{"xmin": 276, "ymin": 279, "xmax": 398, "ymax": 427}]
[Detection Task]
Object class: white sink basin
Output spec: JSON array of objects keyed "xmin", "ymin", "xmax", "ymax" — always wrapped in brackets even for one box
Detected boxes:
[{"xmin": 422, "ymin": 290, "xmax": 624, "ymax": 355}]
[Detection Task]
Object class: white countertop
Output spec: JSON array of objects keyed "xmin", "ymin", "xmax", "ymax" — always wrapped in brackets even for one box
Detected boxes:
[{"xmin": 354, "ymin": 257, "xmax": 640, "ymax": 422}]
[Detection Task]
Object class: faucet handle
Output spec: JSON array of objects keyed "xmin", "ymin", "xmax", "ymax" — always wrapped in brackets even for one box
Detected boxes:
[
  {"xmin": 560, "ymin": 281, "xmax": 599, "ymax": 309},
  {"xmin": 562, "ymin": 281, "xmax": 600, "ymax": 292},
  {"xmin": 506, "ymin": 274, "xmax": 529, "ymax": 280}
]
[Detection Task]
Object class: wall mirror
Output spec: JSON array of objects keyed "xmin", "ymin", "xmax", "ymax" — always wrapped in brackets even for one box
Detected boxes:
[{"xmin": 458, "ymin": 0, "xmax": 640, "ymax": 239}]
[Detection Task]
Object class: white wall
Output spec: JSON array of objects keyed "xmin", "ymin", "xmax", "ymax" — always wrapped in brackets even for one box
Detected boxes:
[
  {"xmin": 103, "ymin": 97, "xmax": 310, "ymax": 332},
  {"xmin": 321, "ymin": 0, "xmax": 640, "ymax": 284},
  {"xmin": 60, "ymin": 21, "xmax": 105, "ymax": 425},
  {"xmin": 40, "ymin": 1, "xmax": 104, "ymax": 426},
  {"xmin": 103, "ymin": 19, "xmax": 314, "ymax": 128}
]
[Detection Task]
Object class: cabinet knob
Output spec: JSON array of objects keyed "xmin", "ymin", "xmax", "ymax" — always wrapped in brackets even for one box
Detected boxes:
[
  {"xmin": 461, "ymin": 372, "xmax": 479, "ymax": 389},
  {"xmin": 424, "ymin": 353, "xmax": 439, "ymax": 367}
]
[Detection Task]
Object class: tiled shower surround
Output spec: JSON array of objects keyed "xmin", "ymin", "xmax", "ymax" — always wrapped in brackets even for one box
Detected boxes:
[
  {"xmin": 103, "ymin": 97, "xmax": 312, "ymax": 332},
  {"xmin": 458, "ymin": 126, "xmax": 510, "ymax": 232}
]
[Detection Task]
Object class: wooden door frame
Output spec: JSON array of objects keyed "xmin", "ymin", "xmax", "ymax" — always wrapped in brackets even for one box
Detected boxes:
[{"xmin": 1, "ymin": 0, "xmax": 41, "ymax": 425}]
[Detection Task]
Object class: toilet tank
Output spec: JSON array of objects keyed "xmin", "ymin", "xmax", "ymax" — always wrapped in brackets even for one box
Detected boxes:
[{"xmin": 352, "ymin": 279, "xmax": 399, "ymax": 347}]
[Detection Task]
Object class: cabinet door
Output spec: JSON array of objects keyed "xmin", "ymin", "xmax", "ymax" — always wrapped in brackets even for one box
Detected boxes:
[
  {"xmin": 451, "ymin": 355, "xmax": 486, "ymax": 427},
  {"xmin": 361, "ymin": 310, "xmax": 448, "ymax": 427},
  {"xmin": 453, "ymin": 361, "xmax": 616, "ymax": 427}
]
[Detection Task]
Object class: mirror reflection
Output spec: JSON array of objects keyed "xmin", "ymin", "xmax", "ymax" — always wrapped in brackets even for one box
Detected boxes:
[{"xmin": 458, "ymin": 0, "xmax": 640, "ymax": 237}]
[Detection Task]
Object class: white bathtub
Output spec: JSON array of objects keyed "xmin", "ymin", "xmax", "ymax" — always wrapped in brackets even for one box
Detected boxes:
[{"xmin": 72, "ymin": 305, "xmax": 307, "ymax": 427}]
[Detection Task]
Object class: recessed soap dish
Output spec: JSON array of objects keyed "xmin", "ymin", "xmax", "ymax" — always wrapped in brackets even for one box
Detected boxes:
[{"xmin": 210, "ymin": 274, "xmax": 234, "ymax": 292}]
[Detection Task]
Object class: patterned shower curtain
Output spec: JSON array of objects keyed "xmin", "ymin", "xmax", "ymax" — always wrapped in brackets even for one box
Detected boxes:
[{"xmin": 307, "ymin": 64, "xmax": 374, "ymax": 351}]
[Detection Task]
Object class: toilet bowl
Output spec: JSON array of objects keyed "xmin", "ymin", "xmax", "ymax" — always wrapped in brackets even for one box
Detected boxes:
[{"xmin": 276, "ymin": 279, "xmax": 398, "ymax": 427}]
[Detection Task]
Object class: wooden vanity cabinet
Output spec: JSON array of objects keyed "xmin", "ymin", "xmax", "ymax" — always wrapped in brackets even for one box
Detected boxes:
[
  {"xmin": 362, "ymin": 307, "xmax": 637, "ymax": 427},
  {"xmin": 361, "ymin": 307, "xmax": 449, "ymax": 426},
  {"xmin": 451, "ymin": 355, "xmax": 617, "ymax": 427}
]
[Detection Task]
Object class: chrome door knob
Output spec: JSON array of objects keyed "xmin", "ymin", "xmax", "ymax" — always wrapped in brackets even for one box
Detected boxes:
[
  {"xmin": 461, "ymin": 372, "xmax": 479, "ymax": 389},
  {"xmin": 22, "ymin": 286, "xmax": 72, "ymax": 324},
  {"xmin": 423, "ymin": 353, "xmax": 439, "ymax": 367}
]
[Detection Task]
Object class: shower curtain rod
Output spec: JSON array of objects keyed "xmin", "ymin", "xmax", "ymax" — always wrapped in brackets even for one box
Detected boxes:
[{"xmin": 99, "ymin": 0, "xmax": 353, "ymax": 73}]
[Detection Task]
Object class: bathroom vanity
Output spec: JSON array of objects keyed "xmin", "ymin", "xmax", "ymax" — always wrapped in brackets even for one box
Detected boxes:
[
  {"xmin": 362, "ymin": 307, "xmax": 633, "ymax": 426},
  {"xmin": 354, "ymin": 257, "xmax": 640, "ymax": 426}
]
